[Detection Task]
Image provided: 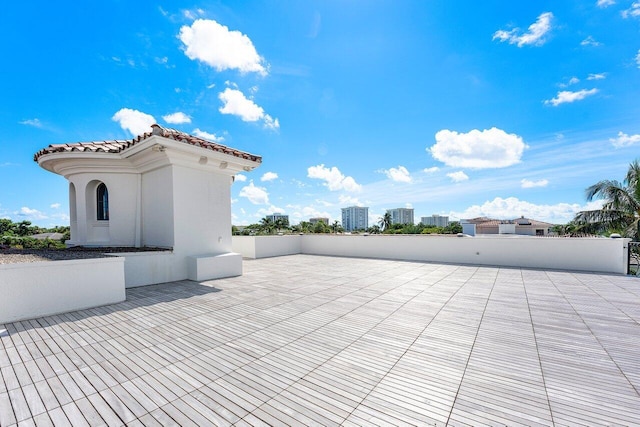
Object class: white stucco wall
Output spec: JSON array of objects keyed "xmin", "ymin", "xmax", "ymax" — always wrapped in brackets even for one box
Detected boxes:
[
  {"xmin": 0, "ymin": 257, "xmax": 125, "ymax": 324},
  {"xmin": 172, "ymin": 165, "xmax": 233, "ymax": 255},
  {"xmin": 67, "ymin": 173, "xmax": 139, "ymax": 246},
  {"xmin": 141, "ymin": 166, "xmax": 174, "ymax": 248},
  {"xmin": 232, "ymin": 235, "xmax": 630, "ymax": 274},
  {"xmin": 106, "ymin": 251, "xmax": 177, "ymax": 288}
]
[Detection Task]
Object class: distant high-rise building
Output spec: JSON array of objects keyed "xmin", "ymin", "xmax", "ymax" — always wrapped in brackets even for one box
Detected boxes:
[
  {"xmin": 341, "ymin": 206, "xmax": 368, "ymax": 231},
  {"xmin": 309, "ymin": 217, "xmax": 329, "ymax": 225},
  {"xmin": 266, "ymin": 213, "xmax": 289, "ymax": 226},
  {"xmin": 421, "ymin": 214, "xmax": 449, "ymax": 227},
  {"xmin": 387, "ymin": 208, "xmax": 414, "ymax": 225}
]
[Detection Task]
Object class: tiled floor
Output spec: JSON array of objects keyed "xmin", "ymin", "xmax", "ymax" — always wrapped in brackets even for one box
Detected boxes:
[{"xmin": 1, "ymin": 254, "xmax": 639, "ymax": 426}]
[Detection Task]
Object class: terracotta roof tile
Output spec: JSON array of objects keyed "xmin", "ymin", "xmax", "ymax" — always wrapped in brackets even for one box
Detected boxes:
[{"xmin": 34, "ymin": 124, "xmax": 262, "ymax": 163}]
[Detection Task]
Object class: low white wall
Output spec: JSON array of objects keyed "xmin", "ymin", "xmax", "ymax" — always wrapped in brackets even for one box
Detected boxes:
[
  {"xmin": 232, "ymin": 236, "xmax": 256, "ymax": 259},
  {"xmin": 232, "ymin": 235, "xmax": 631, "ymax": 274},
  {"xmin": 108, "ymin": 252, "xmax": 177, "ymax": 288},
  {"xmin": 0, "ymin": 257, "xmax": 125, "ymax": 324},
  {"xmin": 233, "ymin": 235, "xmax": 301, "ymax": 259},
  {"xmin": 188, "ymin": 253, "xmax": 243, "ymax": 281}
]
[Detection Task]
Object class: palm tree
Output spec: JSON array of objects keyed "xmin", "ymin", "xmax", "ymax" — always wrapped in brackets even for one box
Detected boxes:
[
  {"xmin": 574, "ymin": 159, "xmax": 640, "ymax": 240},
  {"xmin": 378, "ymin": 212, "xmax": 392, "ymax": 232},
  {"xmin": 259, "ymin": 217, "xmax": 275, "ymax": 235}
]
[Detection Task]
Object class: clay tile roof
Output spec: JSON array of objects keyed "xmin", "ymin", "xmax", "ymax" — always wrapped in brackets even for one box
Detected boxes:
[{"xmin": 34, "ymin": 124, "xmax": 262, "ymax": 163}]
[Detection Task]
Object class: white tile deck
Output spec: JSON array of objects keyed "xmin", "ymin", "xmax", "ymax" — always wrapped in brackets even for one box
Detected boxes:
[{"xmin": 1, "ymin": 254, "xmax": 639, "ymax": 426}]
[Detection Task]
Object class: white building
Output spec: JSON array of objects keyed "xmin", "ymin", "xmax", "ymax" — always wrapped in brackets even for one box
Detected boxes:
[
  {"xmin": 421, "ymin": 214, "xmax": 449, "ymax": 227},
  {"xmin": 266, "ymin": 213, "xmax": 289, "ymax": 226},
  {"xmin": 388, "ymin": 208, "xmax": 414, "ymax": 225},
  {"xmin": 463, "ymin": 216, "xmax": 554, "ymax": 236},
  {"xmin": 341, "ymin": 206, "xmax": 368, "ymax": 231},
  {"xmin": 35, "ymin": 124, "xmax": 261, "ymax": 282}
]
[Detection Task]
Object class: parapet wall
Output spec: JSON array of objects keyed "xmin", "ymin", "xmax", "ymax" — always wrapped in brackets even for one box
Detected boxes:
[
  {"xmin": 0, "ymin": 257, "xmax": 125, "ymax": 324},
  {"xmin": 233, "ymin": 235, "xmax": 631, "ymax": 274}
]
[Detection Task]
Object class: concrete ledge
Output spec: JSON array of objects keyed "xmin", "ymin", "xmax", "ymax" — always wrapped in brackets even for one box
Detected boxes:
[
  {"xmin": 232, "ymin": 235, "xmax": 631, "ymax": 274},
  {"xmin": 187, "ymin": 252, "xmax": 243, "ymax": 281},
  {"xmin": 107, "ymin": 251, "xmax": 176, "ymax": 288},
  {"xmin": 0, "ymin": 257, "xmax": 125, "ymax": 324}
]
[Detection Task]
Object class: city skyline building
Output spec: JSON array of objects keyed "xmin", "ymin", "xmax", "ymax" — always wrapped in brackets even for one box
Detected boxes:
[
  {"xmin": 266, "ymin": 213, "xmax": 289, "ymax": 226},
  {"xmin": 421, "ymin": 214, "xmax": 450, "ymax": 227},
  {"xmin": 387, "ymin": 208, "xmax": 414, "ymax": 225},
  {"xmin": 341, "ymin": 206, "xmax": 368, "ymax": 231}
]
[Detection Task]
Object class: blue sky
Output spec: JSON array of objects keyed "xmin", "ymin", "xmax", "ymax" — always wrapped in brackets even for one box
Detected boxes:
[{"xmin": 2, "ymin": 0, "xmax": 640, "ymax": 227}]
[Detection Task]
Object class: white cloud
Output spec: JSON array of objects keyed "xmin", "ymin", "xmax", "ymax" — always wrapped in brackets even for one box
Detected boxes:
[
  {"xmin": 493, "ymin": 12, "xmax": 553, "ymax": 47},
  {"xmin": 50, "ymin": 203, "xmax": 61, "ymax": 209},
  {"xmin": 315, "ymin": 199, "xmax": 333, "ymax": 207},
  {"xmin": 234, "ymin": 174, "xmax": 247, "ymax": 182},
  {"xmin": 447, "ymin": 171, "xmax": 469, "ymax": 182},
  {"xmin": 622, "ymin": 2, "xmax": 640, "ymax": 18},
  {"xmin": 18, "ymin": 207, "xmax": 48, "ymax": 220},
  {"xmin": 383, "ymin": 166, "xmax": 412, "ymax": 183},
  {"xmin": 587, "ymin": 73, "xmax": 606, "ymax": 80},
  {"xmin": 51, "ymin": 213, "xmax": 70, "ymax": 223},
  {"xmin": 544, "ymin": 88, "xmax": 598, "ymax": 106},
  {"xmin": 261, "ymin": 172, "xmax": 278, "ymax": 182},
  {"xmin": 179, "ymin": 19, "xmax": 267, "ymax": 75},
  {"xmin": 256, "ymin": 205, "xmax": 285, "ymax": 217},
  {"xmin": 239, "ymin": 182, "xmax": 269, "ymax": 205},
  {"xmin": 218, "ymin": 88, "xmax": 280, "ymax": 130},
  {"xmin": 636, "ymin": 50, "xmax": 640, "ymax": 68},
  {"xmin": 338, "ymin": 195, "xmax": 362, "ymax": 206},
  {"xmin": 429, "ymin": 127, "xmax": 526, "ymax": 169},
  {"xmin": 192, "ymin": 128, "xmax": 224, "ymax": 142},
  {"xmin": 521, "ymin": 178, "xmax": 549, "ymax": 188},
  {"xmin": 449, "ymin": 197, "xmax": 603, "ymax": 224},
  {"xmin": 112, "ymin": 108, "xmax": 155, "ymax": 136},
  {"xmin": 162, "ymin": 112, "xmax": 191, "ymax": 124},
  {"xmin": 290, "ymin": 206, "xmax": 333, "ymax": 222},
  {"xmin": 423, "ymin": 167, "xmax": 439, "ymax": 173},
  {"xmin": 610, "ymin": 131, "xmax": 640, "ymax": 148},
  {"xmin": 597, "ymin": 0, "xmax": 616, "ymax": 7},
  {"xmin": 19, "ymin": 118, "xmax": 43, "ymax": 128},
  {"xmin": 308, "ymin": 164, "xmax": 362, "ymax": 192},
  {"xmin": 581, "ymin": 36, "xmax": 602, "ymax": 47},
  {"xmin": 558, "ymin": 76, "xmax": 580, "ymax": 88}
]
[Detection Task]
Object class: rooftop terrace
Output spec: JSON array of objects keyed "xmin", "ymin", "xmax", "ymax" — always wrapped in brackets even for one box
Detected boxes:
[{"xmin": 1, "ymin": 254, "xmax": 639, "ymax": 426}]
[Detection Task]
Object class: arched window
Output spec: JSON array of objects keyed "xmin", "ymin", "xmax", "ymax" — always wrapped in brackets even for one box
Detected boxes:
[{"xmin": 96, "ymin": 183, "xmax": 109, "ymax": 221}]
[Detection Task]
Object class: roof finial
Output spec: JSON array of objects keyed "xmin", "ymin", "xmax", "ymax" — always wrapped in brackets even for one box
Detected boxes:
[{"xmin": 151, "ymin": 124, "xmax": 163, "ymax": 136}]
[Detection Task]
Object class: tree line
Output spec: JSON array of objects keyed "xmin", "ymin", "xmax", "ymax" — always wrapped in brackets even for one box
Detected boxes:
[
  {"xmin": 0, "ymin": 219, "xmax": 70, "ymax": 249},
  {"xmin": 233, "ymin": 216, "xmax": 463, "ymax": 236}
]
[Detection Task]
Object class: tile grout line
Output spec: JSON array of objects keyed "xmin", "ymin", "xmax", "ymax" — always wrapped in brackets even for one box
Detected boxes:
[
  {"xmin": 545, "ymin": 271, "xmax": 640, "ymax": 399},
  {"xmin": 445, "ymin": 267, "xmax": 497, "ymax": 426},
  {"xmin": 520, "ymin": 270, "xmax": 556, "ymax": 427}
]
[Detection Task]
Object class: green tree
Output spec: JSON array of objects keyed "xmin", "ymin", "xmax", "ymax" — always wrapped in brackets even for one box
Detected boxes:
[
  {"xmin": 379, "ymin": 212, "xmax": 392, "ymax": 232},
  {"xmin": 259, "ymin": 217, "xmax": 276, "ymax": 235},
  {"xmin": 444, "ymin": 221, "xmax": 463, "ymax": 234},
  {"xmin": 0, "ymin": 218, "xmax": 14, "ymax": 235},
  {"xmin": 367, "ymin": 224, "xmax": 381, "ymax": 234},
  {"xmin": 330, "ymin": 220, "xmax": 342, "ymax": 234},
  {"xmin": 574, "ymin": 159, "xmax": 640, "ymax": 240},
  {"xmin": 312, "ymin": 221, "xmax": 330, "ymax": 233}
]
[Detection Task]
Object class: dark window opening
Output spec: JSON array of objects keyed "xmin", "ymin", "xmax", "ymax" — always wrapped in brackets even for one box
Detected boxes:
[{"xmin": 97, "ymin": 183, "xmax": 109, "ymax": 221}]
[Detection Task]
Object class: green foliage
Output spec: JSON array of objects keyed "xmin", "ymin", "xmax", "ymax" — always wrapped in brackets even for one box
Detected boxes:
[
  {"xmin": 376, "ymin": 221, "xmax": 462, "ymax": 235},
  {"xmin": 574, "ymin": 159, "xmax": 640, "ymax": 240},
  {"xmin": 0, "ymin": 219, "xmax": 69, "ymax": 248}
]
